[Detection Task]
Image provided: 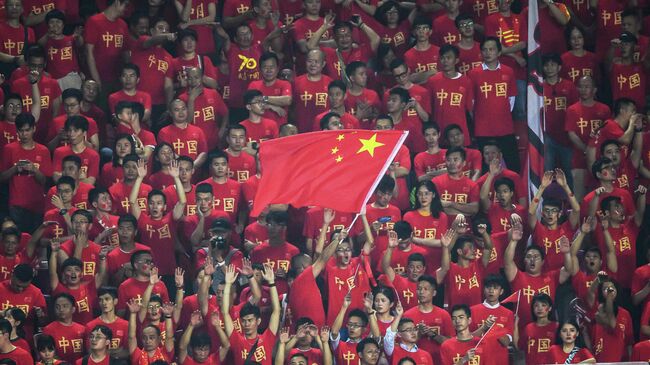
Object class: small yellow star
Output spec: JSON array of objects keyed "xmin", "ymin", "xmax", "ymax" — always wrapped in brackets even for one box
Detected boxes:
[
  {"xmin": 331, "ymin": 146, "xmax": 339, "ymax": 154},
  {"xmin": 357, "ymin": 133, "xmax": 385, "ymax": 157},
  {"xmin": 337, "ymin": 134, "xmax": 345, "ymax": 142},
  {"xmin": 335, "ymin": 155, "xmax": 343, "ymax": 163}
]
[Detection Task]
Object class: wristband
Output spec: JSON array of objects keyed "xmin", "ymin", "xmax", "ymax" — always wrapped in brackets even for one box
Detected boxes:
[
  {"xmin": 268, "ymin": 282, "xmax": 276, "ymax": 287},
  {"xmin": 165, "ymin": 315, "xmax": 172, "ymax": 319},
  {"xmin": 533, "ymin": 198, "xmax": 540, "ymax": 203},
  {"xmin": 58, "ymin": 208, "xmax": 68, "ymax": 216}
]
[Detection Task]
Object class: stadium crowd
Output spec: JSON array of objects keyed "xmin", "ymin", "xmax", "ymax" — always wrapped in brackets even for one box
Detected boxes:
[{"xmin": 0, "ymin": 0, "xmax": 649, "ymax": 363}]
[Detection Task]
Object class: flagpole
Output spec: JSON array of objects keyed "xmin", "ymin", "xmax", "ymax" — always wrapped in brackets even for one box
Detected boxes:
[
  {"xmin": 474, "ymin": 321, "xmax": 495, "ymax": 350},
  {"xmin": 515, "ymin": 290, "xmax": 521, "ymax": 317}
]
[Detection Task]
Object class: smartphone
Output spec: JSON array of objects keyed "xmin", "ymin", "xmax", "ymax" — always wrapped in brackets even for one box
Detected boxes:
[
  {"xmin": 17, "ymin": 159, "xmax": 29, "ymax": 165},
  {"xmin": 378, "ymin": 216, "xmax": 392, "ymax": 223},
  {"xmin": 351, "ymin": 15, "xmax": 361, "ymax": 24}
]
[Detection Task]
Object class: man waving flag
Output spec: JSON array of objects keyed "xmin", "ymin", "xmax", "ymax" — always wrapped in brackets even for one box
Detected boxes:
[{"xmin": 252, "ymin": 130, "xmax": 408, "ymax": 216}]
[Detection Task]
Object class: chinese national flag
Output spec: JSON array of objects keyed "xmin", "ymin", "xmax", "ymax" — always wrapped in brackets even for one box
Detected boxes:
[{"xmin": 252, "ymin": 130, "xmax": 408, "ymax": 216}]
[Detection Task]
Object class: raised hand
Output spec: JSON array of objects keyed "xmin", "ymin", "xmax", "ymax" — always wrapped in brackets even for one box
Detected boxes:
[
  {"xmin": 554, "ymin": 168, "xmax": 568, "ymax": 188},
  {"xmin": 224, "ymin": 264, "xmax": 238, "ymax": 284},
  {"xmin": 323, "ymin": 208, "xmax": 335, "ymax": 225},
  {"xmin": 343, "ymin": 292, "xmax": 352, "ymax": 308},
  {"xmin": 261, "ymin": 264, "xmax": 275, "ymax": 284},
  {"xmin": 51, "ymin": 195, "xmax": 65, "ymax": 210},
  {"xmin": 441, "ymin": 229, "xmax": 456, "ymax": 248},
  {"xmin": 476, "ymin": 224, "xmax": 487, "ymax": 236},
  {"xmin": 540, "ymin": 171, "xmax": 554, "ymax": 189},
  {"xmin": 307, "ymin": 324, "xmax": 318, "ymax": 338},
  {"xmin": 320, "ymin": 326, "xmax": 331, "ymax": 343},
  {"xmin": 190, "ymin": 310, "xmax": 203, "ymax": 327},
  {"xmin": 150, "ymin": 267, "xmax": 160, "ymax": 285},
  {"xmin": 558, "ymin": 236, "xmax": 570, "ymax": 253},
  {"xmin": 488, "ymin": 158, "xmax": 502, "ymax": 176},
  {"xmin": 600, "ymin": 214, "xmax": 609, "ymax": 230},
  {"xmin": 581, "ymin": 216, "xmax": 595, "ymax": 233},
  {"xmin": 137, "ymin": 159, "xmax": 147, "ymax": 179},
  {"xmin": 210, "ymin": 311, "xmax": 221, "ymax": 328},
  {"xmin": 238, "ymin": 257, "xmax": 253, "ymax": 277},
  {"xmin": 323, "ymin": 13, "xmax": 335, "ymax": 29},
  {"xmin": 594, "ymin": 186, "xmax": 606, "ymax": 197},
  {"xmin": 99, "ymin": 245, "xmax": 109, "ymax": 261},
  {"xmin": 169, "ymin": 159, "xmax": 180, "ymax": 178},
  {"xmin": 127, "ymin": 299, "xmax": 141, "ymax": 314},
  {"xmin": 51, "ymin": 238, "xmax": 61, "ymax": 252},
  {"xmin": 635, "ymin": 185, "xmax": 648, "ymax": 195},
  {"xmin": 363, "ymin": 292, "xmax": 374, "ymax": 312},
  {"xmin": 279, "ymin": 327, "xmax": 291, "ymax": 344},
  {"xmin": 395, "ymin": 300, "xmax": 404, "ymax": 317},
  {"xmin": 387, "ymin": 230, "xmax": 399, "ymax": 248},
  {"xmin": 510, "ymin": 213, "xmax": 522, "ymax": 227},
  {"xmin": 174, "ymin": 267, "xmax": 185, "ymax": 288},
  {"xmin": 161, "ymin": 302, "xmax": 175, "ymax": 317},
  {"xmin": 484, "ymin": 315, "xmax": 496, "ymax": 329},
  {"xmin": 510, "ymin": 224, "xmax": 523, "ymax": 242}
]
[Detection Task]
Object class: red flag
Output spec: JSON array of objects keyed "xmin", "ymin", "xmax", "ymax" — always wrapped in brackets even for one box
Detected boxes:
[
  {"xmin": 252, "ymin": 130, "xmax": 408, "ymax": 216},
  {"xmin": 501, "ymin": 290, "xmax": 521, "ymax": 304}
]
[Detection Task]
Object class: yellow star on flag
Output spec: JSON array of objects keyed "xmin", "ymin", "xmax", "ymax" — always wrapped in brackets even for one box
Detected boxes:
[
  {"xmin": 335, "ymin": 155, "xmax": 343, "ymax": 163},
  {"xmin": 356, "ymin": 133, "xmax": 385, "ymax": 157},
  {"xmin": 337, "ymin": 134, "xmax": 345, "ymax": 141},
  {"xmin": 331, "ymin": 146, "xmax": 339, "ymax": 155}
]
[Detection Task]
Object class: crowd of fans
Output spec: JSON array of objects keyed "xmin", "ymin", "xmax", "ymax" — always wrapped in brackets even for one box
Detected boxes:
[{"xmin": 0, "ymin": 0, "xmax": 649, "ymax": 364}]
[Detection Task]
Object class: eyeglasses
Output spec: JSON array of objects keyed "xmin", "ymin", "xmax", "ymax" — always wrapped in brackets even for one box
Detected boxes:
[
  {"xmin": 347, "ymin": 322, "xmax": 364, "ymax": 328},
  {"xmin": 542, "ymin": 208, "xmax": 560, "ymax": 214},
  {"xmin": 393, "ymin": 71, "xmax": 408, "ymax": 79},
  {"xmin": 459, "ymin": 21, "xmax": 474, "ymax": 28},
  {"xmin": 399, "ymin": 327, "xmax": 418, "ymax": 333},
  {"xmin": 137, "ymin": 259, "xmax": 154, "ymax": 264},
  {"xmin": 89, "ymin": 334, "xmax": 107, "ymax": 340},
  {"xmin": 336, "ymin": 248, "xmax": 352, "ymax": 253}
]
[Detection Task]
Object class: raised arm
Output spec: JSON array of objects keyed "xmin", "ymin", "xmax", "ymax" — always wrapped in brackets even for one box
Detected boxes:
[
  {"xmin": 161, "ymin": 303, "xmax": 176, "ymax": 352},
  {"xmin": 95, "ymin": 246, "xmax": 109, "ymax": 288},
  {"xmin": 262, "ymin": 265, "xmax": 281, "ymax": 335},
  {"xmin": 504, "ymin": 215, "xmax": 523, "ymax": 282},
  {"xmin": 198, "ymin": 257, "xmax": 215, "ymax": 316},
  {"xmin": 528, "ymin": 171, "xmax": 553, "ymax": 230},
  {"xmin": 138, "ymin": 267, "xmax": 160, "ymax": 322},
  {"xmin": 313, "ymin": 208, "xmax": 336, "ymax": 263},
  {"xmin": 634, "ymin": 185, "xmax": 647, "ymax": 227},
  {"xmin": 222, "ymin": 264, "xmax": 239, "ymax": 336},
  {"xmin": 480, "ymin": 160, "xmax": 501, "ymax": 213},
  {"xmin": 275, "ymin": 327, "xmax": 291, "ymax": 365},
  {"xmin": 381, "ymin": 231, "xmax": 399, "ymax": 282},
  {"xmin": 307, "ymin": 14, "xmax": 335, "ymax": 51},
  {"xmin": 169, "ymin": 159, "xmax": 187, "ymax": 221},
  {"xmin": 330, "ymin": 293, "xmax": 351, "ymax": 335},
  {"xmin": 319, "ymin": 326, "xmax": 333, "ymax": 365},
  {"xmin": 49, "ymin": 239, "xmax": 61, "ymax": 290},
  {"xmin": 363, "ymin": 292, "xmax": 380, "ymax": 338},
  {"xmin": 127, "ymin": 299, "xmax": 142, "ymax": 354},
  {"xmin": 554, "ymin": 169, "xmax": 580, "ymax": 228},
  {"xmin": 129, "ymin": 159, "xmax": 147, "ymax": 220},
  {"xmin": 178, "ymin": 310, "xmax": 201, "ymax": 363},
  {"xmin": 558, "ymin": 235, "xmax": 573, "ymax": 284},
  {"xmin": 172, "ymin": 268, "xmax": 185, "ymax": 321},
  {"xmin": 600, "ymin": 219, "xmax": 617, "ymax": 273},
  {"xmin": 436, "ymin": 229, "xmax": 456, "ymax": 285},
  {"xmin": 477, "ymin": 224, "xmax": 493, "ymax": 268},
  {"xmin": 210, "ymin": 311, "xmax": 230, "ymax": 362},
  {"xmin": 570, "ymin": 217, "xmax": 593, "ymax": 275}
]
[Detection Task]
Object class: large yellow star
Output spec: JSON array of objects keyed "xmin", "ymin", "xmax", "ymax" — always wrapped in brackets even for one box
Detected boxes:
[{"xmin": 356, "ymin": 133, "xmax": 385, "ymax": 157}]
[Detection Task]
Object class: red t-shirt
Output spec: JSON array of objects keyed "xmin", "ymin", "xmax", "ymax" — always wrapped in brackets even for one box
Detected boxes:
[
  {"xmin": 200, "ymin": 178, "xmax": 242, "ymax": 222},
  {"xmin": 381, "ymin": 244, "xmax": 428, "ymax": 275},
  {"xmin": 548, "ymin": 345, "xmax": 595, "ymax": 364},
  {"xmin": 177, "ymin": 0, "xmax": 217, "ymax": 55},
  {"xmin": 117, "ymin": 278, "xmax": 169, "ymax": 311},
  {"xmin": 610, "ymin": 62, "xmax": 646, "ymax": 110},
  {"xmin": 137, "ymin": 214, "xmax": 177, "ymax": 275},
  {"xmin": 470, "ymin": 303, "xmax": 514, "ymax": 365},
  {"xmin": 633, "ymin": 340, "xmax": 650, "ymax": 362},
  {"xmin": 12, "ymin": 74, "xmax": 61, "ymax": 132},
  {"xmin": 380, "ymin": 273, "xmax": 419, "ymax": 311},
  {"xmin": 157, "ymin": 123, "xmax": 208, "ymax": 160},
  {"xmin": 248, "ymin": 79, "xmax": 292, "ymax": 126},
  {"xmin": 85, "ymin": 316, "xmax": 129, "ymax": 352},
  {"xmin": 0, "ymin": 141, "xmax": 52, "ymax": 212},
  {"xmin": 45, "ymin": 35, "xmax": 80, "ymax": 79},
  {"xmin": 591, "ymin": 307, "xmax": 634, "ymax": 362},
  {"xmin": 432, "ymin": 174, "xmax": 480, "ymax": 218},
  {"xmin": 0, "ymin": 121, "xmax": 18, "ymax": 149},
  {"xmin": 292, "ymin": 74, "xmax": 332, "ymax": 132},
  {"xmin": 302, "ymin": 207, "xmax": 355, "ymax": 241},
  {"xmin": 531, "ymin": 221, "xmax": 574, "ymax": 271},
  {"xmin": 425, "ymin": 72, "xmax": 474, "ymax": 144},
  {"xmin": 580, "ymin": 187, "xmax": 635, "ymax": 222},
  {"xmin": 52, "ymin": 281, "xmax": 97, "ymax": 324},
  {"xmin": 456, "ymin": 41, "xmax": 482, "ymax": 76},
  {"xmin": 520, "ymin": 321, "xmax": 558, "ymax": 365},
  {"xmin": 543, "ymin": 78, "xmax": 578, "ymax": 146},
  {"xmin": 53, "ymin": 145, "xmax": 100, "ymax": 181},
  {"xmin": 377, "ymin": 21, "xmax": 411, "ymax": 55},
  {"xmin": 414, "ymin": 149, "xmax": 447, "ymax": 178},
  {"xmin": 439, "ymin": 336, "xmax": 484, "ymax": 365},
  {"xmin": 169, "ymin": 55, "xmax": 218, "ymax": 84},
  {"xmin": 632, "ymin": 265, "xmax": 650, "ymax": 310},
  {"xmin": 43, "ymin": 321, "xmax": 87, "ymax": 363},
  {"xmin": 510, "ymin": 270, "xmax": 561, "ymax": 326},
  {"xmin": 403, "ymin": 305, "xmax": 453, "ymax": 364},
  {"xmin": 47, "ymin": 114, "xmax": 99, "ymax": 148},
  {"xmin": 60, "ymin": 239, "xmax": 102, "ymax": 283},
  {"xmin": 324, "ymin": 257, "xmax": 372, "ymax": 325},
  {"xmin": 487, "ymin": 203, "xmax": 527, "ymax": 235},
  {"xmin": 594, "ymin": 219, "xmax": 639, "ymax": 289},
  {"xmin": 84, "ymin": 13, "xmax": 129, "ymax": 82},
  {"xmin": 345, "ymin": 88, "xmax": 382, "ymax": 128},
  {"xmin": 226, "ymin": 149, "xmax": 256, "ymax": 183},
  {"xmin": 593, "ymin": 0, "xmax": 624, "ymax": 59},
  {"xmin": 404, "ymin": 44, "xmax": 441, "ymax": 76},
  {"xmin": 130, "ymin": 37, "xmax": 173, "ymax": 105},
  {"xmin": 444, "ymin": 260, "xmax": 485, "ymax": 307},
  {"xmin": 322, "ymin": 44, "xmax": 373, "ymax": 79},
  {"xmin": 164, "ymin": 184, "xmax": 197, "ymax": 218},
  {"xmin": 108, "ymin": 180, "xmax": 152, "ymax": 216},
  {"xmin": 225, "ymin": 44, "xmax": 262, "ymax": 108},
  {"xmin": 106, "ymin": 243, "xmax": 152, "ymax": 277},
  {"xmin": 130, "ymin": 347, "xmax": 173, "ymax": 365},
  {"xmin": 0, "ymin": 345, "xmax": 34, "ymax": 365},
  {"xmin": 561, "ymin": 51, "xmax": 599, "ymax": 83},
  {"xmin": 229, "ymin": 329, "xmax": 276, "ymax": 365},
  {"xmin": 250, "ymin": 241, "xmax": 299, "ymax": 295},
  {"xmin": 432, "ymin": 15, "xmax": 461, "ymax": 46},
  {"xmin": 0, "ymin": 23, "xmax": 35, "ymax": 57},
  {"xmin": 468, "ymin": 64, "xmax": 517, "ymax": 137},
  {"xmin": 402, "ymin": 210, "xmax": 448, "ymax": 274},
  {"xmin": 179, "ymin": 88, "xmax": 228, "ymax": 150},
  {"xmin": 244, "ymin": 221, "xmax": 268, "ymax": 245},
  {"xmin": 563, "ymin": 101, "xmax": 611, "ymax": 168},
  {"xmin": 89, "ymin": 214, "xmax": 120, "ymax": 248},
  {"xmin": 240, "ymin": 118, "xmax": 279, "ymax": 143},
  {"xmin": 108, "ymin": 90, "xmax": 152, "ymax": 115}
]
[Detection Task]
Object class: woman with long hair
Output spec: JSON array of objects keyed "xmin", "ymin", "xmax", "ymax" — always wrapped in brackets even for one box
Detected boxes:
[
  {"xmin": 548, "ymin": 320, "xmax": 596, "ymax": 363},
  {"xmin": 100, "ymin": 133, "xmax": 136, "ymax": 187},
  {"xmin": 402, "ymin": 181, "xmax": 448, "ymax": 274},
  {"xmin": 561, "ymin": 25, "xmax": 598, "ymax": 83},
  {"xmin": 590, "ymin": 277, "xmax": 634, "ymax": 362},
  {"xmin": 372, "ymin": 285, "xmax": 397, "ymax": 336},
  {"xmin": 147, "ymin": 142, "xmax": 177, "ymax": 190}
]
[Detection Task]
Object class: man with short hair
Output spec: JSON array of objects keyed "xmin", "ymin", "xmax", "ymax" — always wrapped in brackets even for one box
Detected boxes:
[
  {"xmin": 345, "ymin": 61, "xmax": 381, "ymax": 126},
  {"xmin": 240, "ymin": 90, "xmax": 280, "ymax": 144},
  {"xmin": 88, "ymin": 187, "xmax": 119, "ymax": 247},
  {"xmin": 104, "ymin": 214, "xmax": 151, "ymax": 284},
  {"xmin": 201, "ymin": 151, "xmax": 243, "ymax": 224},
  {"xmin": 108, "ymin": 154, "xmax": 153, "ymax": 216},
  {"xmin": 52, "ymin": 116, "xmax": 100, "ymax": 185},
  {"xmin": 293, "ymin": 49, "xmax": 332, "ymax": 132},
  {"xmin": 157, "ymin": 98, "xmax": 208, "ymax": 168},
  {"xmin": 0, "ymin": 113, "xmax": 52, "ymax": 232},
  {"xmin": 357, "ymin": 338, "xmax": 381, "ymax": 365},
  {"xmin": 381, "ymin": 231, "xmax": 427, "ymax": 311},
  {"xmin": 476, "ymin": 141, "xmax": 526, "ymax": 207},
  {"xmin": 43, "ymin": 292, "xmax": 88, "ymax": 363},
  {"xmin": 606, "ymin": 32, "xmax": 648, "ymax": 110},
  {"xmin": 247, "ymin": 52, "xmax": 293, "ymax": 126},
  {"xmin": 432, "ymin": 147, "xmax": 480, "ymax": 219},
  {"xmin": 384, "ymin": 305, "xmax": 434, "ymax": 365},
  {"xmin": 225, "ymin": 125, "xmax": 257, "ymax": 183},
  {"xmin": 108, "ymin": 63, "xmax": 152, "ymax": 124},
  {"xmin": 468, "ymin": 37, "xmax": 519, "ymax": 172},
  {"xmin": 443, "ymin": 124, "xmax": 481, "ymax": 179},
  {"xmin": 313, "ymin": 80, "xmax": 360, "ymax": 131},
  {"xmin": 439, "ymin": 305, "xmax": 485, "ymax": 365},
  {"xmin": 385, "ymin": 88, "xmax": 426, "ymax": 153},
  {"xmin": 78, "ymin": 325, "xmax": 113, "ymax": 365},
  {"xmin": 86, "ymin": 288, "xmax": 129, "ymax": 358},
  {"xmin": 582, "ymin": 157, "xmax": 636, "ymax": 220},
  {"xmin": 47, "ymin": 88, "xmax": 100, "ymax": 150},
  {"xmin": 0, "ymin": 264, "xmax": 47, "ymax": 340},
  {"xmin": 454, "ymin": 14, "xmax": 482, "ymax": 76},
  {"xmin": 414, "ymin": 123, "xmax": 447, "ymax": 182},
  {"xmin": 56, "ymin": 209, "xmax": 103, "ymax": 283},
  {"xmin": 117, "ymin": 250, "xmax": 170, "ymax": 316}
]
